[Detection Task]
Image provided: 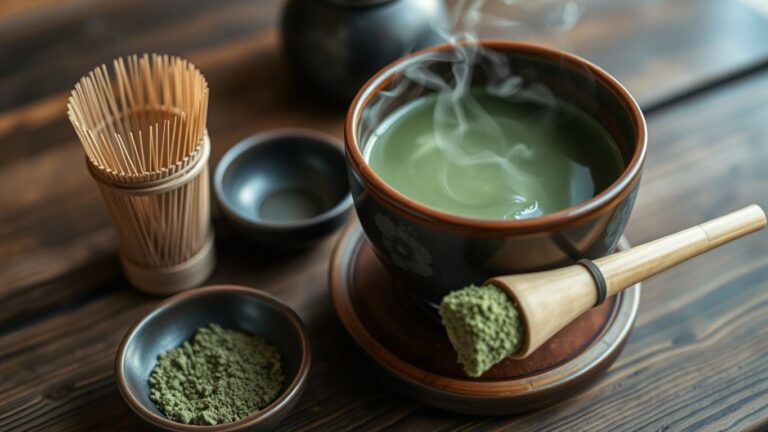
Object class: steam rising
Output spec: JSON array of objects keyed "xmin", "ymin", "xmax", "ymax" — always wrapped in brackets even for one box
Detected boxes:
[{"xmin": 364, "ymin": 0, "xmax": 584, "ymax": 219}]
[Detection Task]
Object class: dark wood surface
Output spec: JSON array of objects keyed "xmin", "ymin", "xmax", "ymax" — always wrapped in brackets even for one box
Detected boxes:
[{"xmin": 2, "ymin": 0, "xmax": 768, "ymax": 430}]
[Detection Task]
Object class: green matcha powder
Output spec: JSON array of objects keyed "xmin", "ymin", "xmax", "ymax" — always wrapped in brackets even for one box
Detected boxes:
[
  {"xmin": 440, "ymin": 284, "xmax": 524, "ymax": 377},
  {"xmin": 149, "ymin": 323, "xmax": 285, "ymax": 425}
]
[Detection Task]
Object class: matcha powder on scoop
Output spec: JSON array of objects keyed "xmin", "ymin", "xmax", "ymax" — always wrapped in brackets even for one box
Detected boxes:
[
  {"xmin": 439, "ymin": 284, "xmax": 524, "ymax": 377},
  {"xmin": 149, "ymin": 323, "xmax": 285, "ymax": 425}
]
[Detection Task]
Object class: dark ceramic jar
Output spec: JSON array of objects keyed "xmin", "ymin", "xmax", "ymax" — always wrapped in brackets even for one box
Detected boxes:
[
  {"xmin": 345, "ymin": 41, "xmax": 647, "ymax": 309},
  {"xmin": 281, "ymin": 0, "xmax": 448, "ymax": 102}
]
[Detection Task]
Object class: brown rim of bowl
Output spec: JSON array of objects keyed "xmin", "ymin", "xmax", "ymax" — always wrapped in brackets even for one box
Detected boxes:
[
  {"xmin": 115, "ymin": 285, "xmax": 311, "ymax": 431},
  {"xmin": 345, "ymin": 40, "xmax": 647, "ymax": 234}
]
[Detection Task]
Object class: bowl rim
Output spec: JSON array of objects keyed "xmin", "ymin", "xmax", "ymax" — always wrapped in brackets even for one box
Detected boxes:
[
  {"xmin": 213, "ymin": 128, "xmax": 353, "ymax": 231},
  {"xmin": 115, "ymin": 285, "xmax": 312, "ymax": 431},
  {"xmin": 345, "ymin": 40, "xmax": 647, "ymax": 233}
]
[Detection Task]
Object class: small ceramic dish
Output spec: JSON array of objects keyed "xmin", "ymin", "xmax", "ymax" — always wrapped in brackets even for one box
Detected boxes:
[
  {"xmin": 115, "ymin": 285, "xmax": 311, "ymax": 432},
  {"xmin": 214, "ymin": 129, "xmax": 352, "ymax": 247}
]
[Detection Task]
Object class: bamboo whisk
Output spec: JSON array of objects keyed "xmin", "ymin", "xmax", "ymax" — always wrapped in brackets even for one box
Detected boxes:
[{"xmin": 68, "ymin": 54, "xmax": 215, "ymax": 295}]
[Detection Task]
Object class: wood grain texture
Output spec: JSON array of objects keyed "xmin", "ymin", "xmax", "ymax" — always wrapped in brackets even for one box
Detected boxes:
[
  {"xmin": 2, "ymin": 0, "xmax": 768, "ymax": 430},
  {"xmin": 491, "ymin": 0, "xmax": 768, "ymax": 109}
]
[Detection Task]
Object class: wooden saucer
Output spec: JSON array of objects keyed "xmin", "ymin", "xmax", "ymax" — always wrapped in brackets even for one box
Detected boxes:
[{"xmin": 329, "ymin": 219, "xmax": 641, "ymax": 415}]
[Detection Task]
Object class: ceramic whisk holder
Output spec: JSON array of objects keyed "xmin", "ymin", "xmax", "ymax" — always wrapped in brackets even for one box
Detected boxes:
[
  {"xmin": 87, "ymin": 133, "xmax": 215, "ymax": 295},
  {"xmin": 345, "ymin": 41, "xmax": 647, "ymax": 308}
]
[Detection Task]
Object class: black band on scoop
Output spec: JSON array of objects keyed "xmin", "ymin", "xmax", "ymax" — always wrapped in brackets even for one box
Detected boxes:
[{"xmin": 576, "ymin": 259, "xmax": 607, "ymax": 307}]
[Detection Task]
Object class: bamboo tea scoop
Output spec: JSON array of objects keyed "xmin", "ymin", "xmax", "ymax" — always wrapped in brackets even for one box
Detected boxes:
[{"xmin": 441, "ymin": 205, "xmax": 766, "ymax": 377}]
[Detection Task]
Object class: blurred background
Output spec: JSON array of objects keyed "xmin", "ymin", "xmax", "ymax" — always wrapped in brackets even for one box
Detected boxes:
[{"xmin": 2, "ymin": 0, "xmax": 768, "ymax": 152}]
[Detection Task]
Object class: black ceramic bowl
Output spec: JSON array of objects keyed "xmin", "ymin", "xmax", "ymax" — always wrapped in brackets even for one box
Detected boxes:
[
  {"xmin": 116, "ymin": 285, "xmax": 311, "ymax": 432},
  {"xmin": 345, "ymin": 41, "xmax": 646, "ymax": 308},
  {"xmin": 214, "ymin": 129, "xmax": 352, "ymax": 247}
]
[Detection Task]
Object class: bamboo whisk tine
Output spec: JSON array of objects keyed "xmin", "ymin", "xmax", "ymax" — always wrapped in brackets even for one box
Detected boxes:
[
  {"xmin": 67, "ymin": 54, "xmax": 209, "ymax": 177},
  {"xmin": 67, "ymin": 54, "xmax": 215, "ymax": 295}
]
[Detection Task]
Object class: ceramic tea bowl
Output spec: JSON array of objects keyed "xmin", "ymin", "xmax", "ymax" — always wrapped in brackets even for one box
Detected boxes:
[
  {"xmin": 214, "ymin": 129, "xmax": 353, "ymax": 248},
  {"xmin": 115, "ymin": 285, "xmax": 311, "ymax": 432},
  {"xmin": 345, "ymin": 41, "xmax": 647, "ymax": 309}
]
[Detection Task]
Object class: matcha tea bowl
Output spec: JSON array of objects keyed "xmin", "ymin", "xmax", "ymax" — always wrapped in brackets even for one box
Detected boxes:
[
  {"xmin": 345, "ymin": 40, "xmax": 647, "ymax": 308},
  {"xmin": 116, "ymin": 285, "xmax": 310, "ymax": 432}
]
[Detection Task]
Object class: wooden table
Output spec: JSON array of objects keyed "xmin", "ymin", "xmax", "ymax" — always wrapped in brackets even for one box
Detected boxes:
[{"xmin": 2, "ymin": 1, "xmax": 768, "ymax": 430}]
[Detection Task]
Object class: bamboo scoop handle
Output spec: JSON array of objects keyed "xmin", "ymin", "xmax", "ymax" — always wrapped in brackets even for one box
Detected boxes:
[
  {"xmin": 595, "ymin": 204, "xmax": 767, "ymax": 297},
  {"xmin": 489, "ymin": 204, "xmax": 766, "ymax": 359}
]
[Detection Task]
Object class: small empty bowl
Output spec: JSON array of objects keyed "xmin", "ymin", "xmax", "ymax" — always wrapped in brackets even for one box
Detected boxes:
[
  {"xmin": 214, "ymin": 129, "xmax": 352, "ymax": 247},
  {"xmin": 115, "ymin": 285, "xmax": 311, "ymax": 432}
]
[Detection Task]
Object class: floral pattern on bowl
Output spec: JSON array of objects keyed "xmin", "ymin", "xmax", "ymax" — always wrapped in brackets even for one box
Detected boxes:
[{"xmin": 375, "ymin": 213, "xmax": 433, "ymax": 277}]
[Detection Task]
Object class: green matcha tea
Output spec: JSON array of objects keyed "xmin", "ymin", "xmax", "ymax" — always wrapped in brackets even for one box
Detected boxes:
[{"xmin": 365, "ymin": 89, "xmax": 624, "ymax": 220}]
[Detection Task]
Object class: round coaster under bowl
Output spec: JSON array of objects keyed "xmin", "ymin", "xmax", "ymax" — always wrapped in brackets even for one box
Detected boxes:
[{"xmin": 329, "ymin": 220, "xmax": 640, "ymax": 415}]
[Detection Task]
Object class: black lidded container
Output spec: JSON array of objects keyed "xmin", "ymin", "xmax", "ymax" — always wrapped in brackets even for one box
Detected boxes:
[{"xmin": 281, "ymin": 0, "xmax": 448, "ymax": 103}]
